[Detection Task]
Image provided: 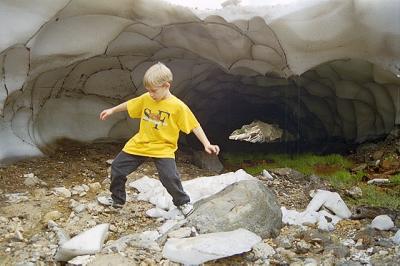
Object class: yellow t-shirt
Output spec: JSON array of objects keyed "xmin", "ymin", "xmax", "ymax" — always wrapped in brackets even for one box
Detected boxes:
[{"xmin": 122, "ymin": 93, "xmax": 200, "ymax": 158}]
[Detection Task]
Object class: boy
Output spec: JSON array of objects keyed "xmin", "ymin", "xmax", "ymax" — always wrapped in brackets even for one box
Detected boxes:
[{"xmin": 98, "ymin": 62, "xmax": 220, "ymax": 217}]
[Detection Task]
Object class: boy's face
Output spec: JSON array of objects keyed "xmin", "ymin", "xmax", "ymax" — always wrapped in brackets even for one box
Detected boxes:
[{"xmin": 146, "ymin": 82, "xmax": 170, "ymax": 101}]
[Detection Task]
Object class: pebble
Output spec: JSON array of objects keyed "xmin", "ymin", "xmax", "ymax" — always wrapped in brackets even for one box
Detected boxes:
[
  {"xmin": 346, "ymin": 186, "xmax": 362, "ymax": 198},
  {"xmin": 23, "ymin": 173, "xmax": 35, "ymax": 178},
  {"xmin": 43, "ymin": 211, "xmax": 63, "ymax": 222},
  {"xmin": 261, "ymin": 169, "xmax": 274, "ymax": 180},
  {"xmin": 14, "ymin": 230, "xmax": 24, "ymax": 241},
  {"xmin": 167, "ymin": 227, "xmax": 192, "ymax": 238},
  {"xmin": 304, "ymin": 258, "xmax": 318, "ymax": 266},
  {"xmin": 73, "ymin": 204, "xmax": 87, "ymax": 214},
  {"xmin": 296, "ymin": 240, "xmax": 311, "ymax": 254},
  {"xmin": 52, "ymin": 187, "xmax": 71, "ymax": 198},
  {"xmin": 379, "ymin": 250, "xmax": 389, "ymax": 256},
  {"xmin": 89, "ymin": 182, "xmax": 102, "ymax": 192},
  {"xmin": 252, "ymin": 241, "xmax": 275, "ymax": 260}
]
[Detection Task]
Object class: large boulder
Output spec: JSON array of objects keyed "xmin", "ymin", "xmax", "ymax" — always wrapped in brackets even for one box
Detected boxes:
[{"xmin": 187, "ymin": 180, "xmax": 282, "ymax": 238}]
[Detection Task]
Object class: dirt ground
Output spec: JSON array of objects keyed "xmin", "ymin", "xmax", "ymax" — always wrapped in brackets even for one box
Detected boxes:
[{"xmin": 0, "ymin": 140, "xmax": 215, "ymax": 193}]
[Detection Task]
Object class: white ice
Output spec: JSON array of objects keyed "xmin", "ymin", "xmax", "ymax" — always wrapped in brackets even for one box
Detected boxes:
[
  {"xmin": 162, "ymin": 228, "xmax": 261, "ymax": 264},
  {"xmin": 54, "ymin": 223, "xmax": 109, "ymax": 262},
  {"xmin": 281, "ymin": 189, "xmax": 351, "ymax": 231}
]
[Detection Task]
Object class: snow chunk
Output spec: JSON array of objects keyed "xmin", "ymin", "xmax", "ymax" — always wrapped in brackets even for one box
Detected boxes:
[
  {"xmin": 162, "ymin": 228, "xmax": 261, "ymax": 264},
  {"xmin": 306, "ymin": 189, "xmax": 351, "ymax": 219},
  {"xmin": 370, "ymin": 215, "xmax": 395, "ymax": 231},
  {"xmin": 54, "ymin": 224, "xmax": 109, "ymax": 262}
]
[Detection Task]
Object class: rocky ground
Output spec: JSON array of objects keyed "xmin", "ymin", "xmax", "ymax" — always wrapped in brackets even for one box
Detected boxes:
[{"xmin": 0, "ymin": 140, "xmax": 399, "ymax": 265}]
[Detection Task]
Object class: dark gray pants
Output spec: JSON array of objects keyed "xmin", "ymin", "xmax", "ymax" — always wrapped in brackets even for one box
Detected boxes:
[{"xmin": 110, "ymin": 151, "xmax": 190, "ymax": 206}]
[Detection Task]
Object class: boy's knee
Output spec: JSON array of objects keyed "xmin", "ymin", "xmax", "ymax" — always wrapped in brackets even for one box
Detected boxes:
[{"xmin": 111, "ymin": 162, "xmax": 124, "ymax": 177}]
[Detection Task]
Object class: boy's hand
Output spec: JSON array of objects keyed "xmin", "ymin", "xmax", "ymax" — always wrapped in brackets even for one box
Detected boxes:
[
  {"xmin": 99, "ymin": 108, "xmax": 114, "ymax": 120},
  {"xmin": 204, "ymin": 144, "xmax": 220, "ymax": 155}
]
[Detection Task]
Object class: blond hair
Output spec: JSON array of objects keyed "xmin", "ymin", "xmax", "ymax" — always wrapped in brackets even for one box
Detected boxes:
[{"xmin": 143, "ymin": 62, "xmax": 173, "ymax": 88}]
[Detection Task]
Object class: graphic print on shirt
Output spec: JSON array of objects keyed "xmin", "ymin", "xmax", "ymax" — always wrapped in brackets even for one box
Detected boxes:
[{"xmin": 143, "ymin": 108, "xmax": 171, "ymax": 129}]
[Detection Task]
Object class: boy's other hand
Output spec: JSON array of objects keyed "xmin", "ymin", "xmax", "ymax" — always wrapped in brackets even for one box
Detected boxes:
[
  {"xmin": 99, "ymin": 108, "xmax": 113, "ymax": 120},
  {"xmin": 205, "ymin": 144, "xmax": 220, "ymax": 155}
]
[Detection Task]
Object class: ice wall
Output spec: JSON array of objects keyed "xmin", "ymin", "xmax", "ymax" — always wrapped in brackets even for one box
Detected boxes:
[{"xmin": 0, "ymin": 0, "xmax": 399, "ymax": 163}]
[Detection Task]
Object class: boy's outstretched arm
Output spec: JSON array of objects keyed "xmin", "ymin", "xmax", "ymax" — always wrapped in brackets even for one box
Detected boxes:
[
  {"xmin": 192, "ymin": 126, "xmax": 220, "ymax": 155},
  {"xmin": 99, "ymin": 101, "xmax": 128, "ymax": 120}
]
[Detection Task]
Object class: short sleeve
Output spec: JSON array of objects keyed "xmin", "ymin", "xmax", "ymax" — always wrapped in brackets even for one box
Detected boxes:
[
  {"xmin": 177, "ymin": 104, "xmax": 200, "ymax": 134},
  {"xmin": 126, "ymin": 95, "xmax": 144, "ymax": 118}
]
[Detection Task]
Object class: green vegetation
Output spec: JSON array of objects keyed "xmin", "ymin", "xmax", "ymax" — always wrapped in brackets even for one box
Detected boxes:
[
  {"xmin": 391, "ymin": 173, "xmax": 400, "ymax": 185},
  {"xmin": 223, "ymin": 152, "xmax": 352, "ymax": 176},
  {"xmin": 222, "ymin": 152, "xmax": 400, "ymax": 209},
  {"xmin": 352, "ymin": 184, "xmax": 400, "ymax": 209}
]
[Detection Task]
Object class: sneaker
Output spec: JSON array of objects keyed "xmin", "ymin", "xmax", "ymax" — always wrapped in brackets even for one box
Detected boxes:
[
  {"xmin": 97, "ymin": 195, "xmax": 123, "ymax": 209},
  {"xmin": 178, "ymin": 203, "xmax": 194, "ymax": 217}
]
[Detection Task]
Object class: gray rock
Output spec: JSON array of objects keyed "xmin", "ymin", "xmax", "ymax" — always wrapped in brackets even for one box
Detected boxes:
[
  {"xmin": 103, "ymin": 231, "xmax": 160, "ymax": 253},
  {"xmin": 336, "ymin": 261, "xmax": 363, "ymax": 266},
  {"xmin": 43, "ymin": 211, "xmax": 63, "ymax": 222},
  {"xmin": 275, "ymin": 235, "xmax": 294, "ymax": 249},
  {"xmin": 304, "ymin": 258, "xmax": 318, "ymax": 266},
  {"xmin": 303, "ymin": 229, "xmax": 333, "ymax": 247},
  {"xmin": 261, "ymin": 169, "xmax": 274, "ymax": 180},
  {"xmin": 68, "ymin": 255, "xmax": 95, "ymax": 265},
  {"xmin": 346, "ymin": 186, "xmax": 362, "ymax": 199},
  {"xmin": 354, "ymin": 228, "xmax": 382, "ymax": 246},
  {"xmin": 270, "ymin": 168, "xmax": 305, "ymax": 180},
  {"xmin": 48, "ymin": 220, "xmax": 70, "ymax": 245},
  {"xmin": 324, "ymin": 244, "xmax": 350, "ymax": 258},
  {"xmin": 167, "ymin": 227, "xmax": 193, "ymax": 239},
  {"xmin": 4, "ymin": 192, "xmax": 29, "ymax": 203},
  {"xmin": 376, "ymin": 239, "xmax": 394, "ymax": 248},
  {"xmin": 192, "ymin": 150, "xmax": 224, "ymax": 173},
  {"xmin": 13, "ymin": 230, "xmax": 24, "ymax": 241},
  {"xmin": 52, "ymin": 187, "xmax": 71, "ymax": 198},
  {"xmin": 296, "ymin": 240, "xmax": 311, "ymax": 254},
  {"xmin": 24, "ymin": 175, "xmax": 47, "ymax": 187},
  {"xmin": 87, "ymin": 254, "xmax": 136, "ymax": 265},
  {"xmin": 370, "ymin": 253, "xmax": 400, "ymax": 266},
  {"xmin": 188, "ymin": 180, "xmax": 282, "ymax": 238},
  {"xmin": 73, "ymin": 204, "xmax": 87, "ymax": 214},
  {"xmin": 351, "ymin": 251, "xmax": 371, "ymax": 264},
  {"xmin": 351, "ymin": 163, "xmax": 367, "ymax": 172},
  {"xmin": 320, "ymin": 254, "xmax": 337, "ymax": 265},
  {"xmin": 252, "ymin": 241, "xmax": 275, "ymax": 260}
]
